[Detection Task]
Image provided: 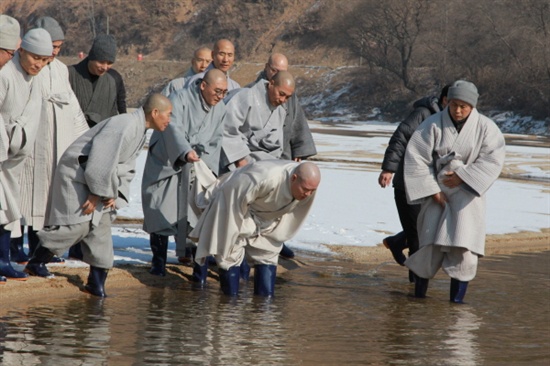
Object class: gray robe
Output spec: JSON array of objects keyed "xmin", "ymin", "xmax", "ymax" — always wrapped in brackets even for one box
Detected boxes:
[
  {"xmin": 161, "ymin": 67, "xmax": 195, "ymax": 97},
  {"xmin": 404, "ymin": 108, "xmax": 506, "ymax": 256},
  {"xmin": 0, "ymin": 53, "xmax": 43, "ymax": 230},
  {"xmin": 249, "ymin": 71, "xmax": 317, "ymax": 160},
  {"xmin": 19, "ymin": 58, "xmax": 89, "ymax": 230},
  {"xmin": 221, "ymin": 80, "xmax": 287, "ymax": 167},
  {"xmin": 141, "ymin": 83, "xmax": 225, "ymax": 248},
  {"xmin": 189, "ymin": 160, "xmax": 316, "ymax": 269},
  {"xmin": 48, "ymin": 108, "xmax": 148, "ymax": 227}
]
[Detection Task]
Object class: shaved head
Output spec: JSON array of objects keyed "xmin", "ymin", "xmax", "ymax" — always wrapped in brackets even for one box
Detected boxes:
[
  {"xmin": 201, "ymin": 68, "xmax": 228, "ymax": 106},
  {"xmin": 191, "ymin": 46, "xmax": 212, "ymax": 73},
  {"xmin": 272, "ymin": 70, "xmax": 295, "ymax": 89},
  {"xmin": 143, "ymin": 93, "xmax": 171, "ymax": 114},
  {"xmin": 203, "ymin": 68, "xmax": 226, "ymax": 85},
  {"xmin": 291, "ymin": 162, "xmax": 321, "ymax": 200},
  {"xmin": 265, "ymin": 53, "xmax": 289, "ymax": 81},
  {"xmin": 194, "ymin": 46, "xmax": 211, "ymax": 58},
  {"xmin": 212, "ymin": 39, "xmax": 235, "ymax": 73}
]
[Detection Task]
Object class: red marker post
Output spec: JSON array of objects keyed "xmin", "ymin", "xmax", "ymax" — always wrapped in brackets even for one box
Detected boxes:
[{"xmin": 137, "ymin": 53, "xmax": 143, "ymax": 61}]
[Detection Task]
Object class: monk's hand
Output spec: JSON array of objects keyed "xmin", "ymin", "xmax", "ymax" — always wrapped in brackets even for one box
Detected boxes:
[
  {"xmin": 82, "ymin": 194, "xmax": 101, "ymax": 215},
  {"xmin": 102, "ymin": 198, "xmax": 116, "ymax": 209},
  {"xmin": 442, "ymin": 171, "xmax": 463, "ymax": 188},
  {"xmin": 432, "ymin": 192, "xmax": 447, "ymax": 207},
  {"xmin": 186, "ymin": 150, "xmax": 200, "ymax": 163},
  {"xmin": 378, "ymin": 171, "xmax": 393, "ymax": 188},
  {"xmin": 235, "ymin": 158, "xmax": 248, "ymax": 168}
]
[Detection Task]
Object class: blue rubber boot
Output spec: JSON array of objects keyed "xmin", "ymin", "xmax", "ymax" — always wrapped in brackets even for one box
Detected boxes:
[
  {"xmin": 414, "ymin": 275, "xmax": 429, "ymax": 298},
  {"xmin": 450, "ymin": 278, "xmax": 469, "ymax": 303},
  {"xmin": 10, "ymin": 234, "xmax": 29, "ymax": 264},
  {"xmin": 149, "ymin": 233, "xmax": 168, "ymax": 276},
  {"xmin": 253, "ymin": 264, "xmax": 277, "ymax": 297},
  {"xmin": 240, "ymin": 258, "xmax": 250, "ymax": 281},
  {"xmin": 84, "ymin": 266, "xmax": 109, "ymax": 297},
  {"xmin": 192, "ymin": 261, "xmax": 209, "ymax": 287},
  {"xmin": 0, "ymin": 275, "xmax": 5, "ymax": 284},
  {"xmin": 218, "ymin": 266, "xmax": 240, "ymax": 296},
  {"xmin": 24, "ymin": 245, "xmax": 55, "ymax": 278},
  {"xmin": 0, "ymin": 227, "xmax": 28, "ymax": 281}
]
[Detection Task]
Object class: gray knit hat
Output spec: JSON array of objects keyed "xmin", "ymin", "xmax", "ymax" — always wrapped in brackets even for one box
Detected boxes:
[
  {"xmin": 0, "ymin": 15, "xmax": 20, "ymax": 50},
  {"xmin": 21, "ymin": 28, "xmax": 53, "ymax": 56},
  {"xmin": 448, "ymin": 80, "xmax": 479, "ymax": 108},
  {"xmin": 88, "ymin": 34, "xmax": 117, "ymax": 62},
  {"xmin": 33, "ymin": 16, "xmax": 64, "ymax": 41}
]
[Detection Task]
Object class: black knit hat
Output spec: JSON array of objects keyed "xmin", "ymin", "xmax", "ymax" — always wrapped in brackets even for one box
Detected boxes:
[{"xmin": 88, "ymin": 34, "xmax": 117, "ymax": 63}]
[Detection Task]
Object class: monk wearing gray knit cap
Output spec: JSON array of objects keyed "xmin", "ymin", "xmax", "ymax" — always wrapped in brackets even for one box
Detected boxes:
[{"xmin": 0, "ymin": 15, "xmax": 20, "ymax": 68}]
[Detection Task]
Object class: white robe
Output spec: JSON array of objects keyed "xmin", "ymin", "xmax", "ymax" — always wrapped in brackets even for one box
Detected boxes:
[
  {"xmin": 221, "ymin": 80, "xmax": 287, "ymax": 166},
  {"xmin": 19, "ymin": 58, "xmax": 89, "ymax": 230},
  {"xmin": 0, "ymin": 53, "xmax": 43, "ymax": 230},
  {"xmin": 404, "ymin": 108, "xmax": 506, "ymax": 256},
  {"xmin": 189, "ymin": 160, "xmax": 316, "ymax": 269}
]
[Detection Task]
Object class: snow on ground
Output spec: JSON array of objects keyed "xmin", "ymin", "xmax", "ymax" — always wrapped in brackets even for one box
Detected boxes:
[{"xmin": 52, "ymin": 121, "xmax": 549, "ymax": 265}]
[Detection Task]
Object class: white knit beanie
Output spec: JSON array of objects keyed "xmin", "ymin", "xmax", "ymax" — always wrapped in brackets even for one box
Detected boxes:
[{"xmin": 0, "ymin": 15, "xmax": 20, "ymax": 50}]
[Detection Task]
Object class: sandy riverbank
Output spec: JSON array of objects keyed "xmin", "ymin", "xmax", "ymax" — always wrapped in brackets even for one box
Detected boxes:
[{"xmin": 0, "ymin": 229, "xmax": 547, "ymax": 315}]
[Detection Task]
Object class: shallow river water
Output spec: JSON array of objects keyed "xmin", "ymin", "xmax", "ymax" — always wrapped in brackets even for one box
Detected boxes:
[{"xmin": 1, "ymin": 250, "xmax": 548, "ymax": 365}]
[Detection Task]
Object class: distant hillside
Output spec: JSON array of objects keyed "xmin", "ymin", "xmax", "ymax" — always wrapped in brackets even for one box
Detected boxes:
[{"xmin": 2, "ymin": 0, "xmax": 549, "ymax": 135}]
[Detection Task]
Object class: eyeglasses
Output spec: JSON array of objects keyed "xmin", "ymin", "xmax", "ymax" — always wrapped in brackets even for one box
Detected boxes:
[
  {"xmin": 1, "ymin": 49, "xmax": 15, "ymax": 58},
  {"xmin": 204, "ymin": 81, "xmax": 228, "ymax": 97}
]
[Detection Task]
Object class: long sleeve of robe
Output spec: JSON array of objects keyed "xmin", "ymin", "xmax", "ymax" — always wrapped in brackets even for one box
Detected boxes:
[
  {"xmin": 189, "ymin": 159, "xmax": 316, "ymax": 269},
  {"xmin": 19, "ymin": 58, "xmax": 89, "ymax": 230},
  {"xmin": 48, "ymin": 108, "xmax": 147, "ymax": 227},
  {"xmin": 221, "ymin": 80, "xmax": 287, "ymax": 165},
  {"xmin": 404, "ymin": 108, "xmax": 505, "ymax": 255},
  {"xmin": 141, "ymin": 84, "xmax": 225, "ymax": 235}
]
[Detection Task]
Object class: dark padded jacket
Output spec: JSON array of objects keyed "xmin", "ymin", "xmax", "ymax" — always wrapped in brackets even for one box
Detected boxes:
[{"xmin": 381, "ymin": 96, "xmax": 441, "ymax": 190}]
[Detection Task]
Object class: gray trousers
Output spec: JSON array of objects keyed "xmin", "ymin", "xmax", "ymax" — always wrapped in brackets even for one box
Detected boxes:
[{"xmin": 38, "ymin": 213, "xmax": 114, "ymax": 269}]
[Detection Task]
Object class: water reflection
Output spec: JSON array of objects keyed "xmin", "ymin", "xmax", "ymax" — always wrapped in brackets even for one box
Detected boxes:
[{"xmin": 0, "ymin": 251, "xmax": 548, "ymax": 365}]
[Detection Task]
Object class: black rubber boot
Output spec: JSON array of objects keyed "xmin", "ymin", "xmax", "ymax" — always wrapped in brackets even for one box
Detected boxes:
[
  {"xmin": 27, "ymin": 228, "xmax": 64, "ymax": 263},
  {"xmin": 68, "ymin": 242, "xmax": 84, "ymax": 261},
  {"xmin": 24, "ymin": 245, "xmax": 55, "ymax": 278},
  {"xmin": 254, "ymin": 264, "xmax": 277, "ymax": 297},
  {"xmin": 149, "ymin": 233, "xmax": 169, "ymax": 276},
  {"xmin": 450, "ymin": 278, "xmax": 469, "ymax": 304},
  {"xmin": 0, "ymin": 227, "xmax": 28, "ymax": 280},
  {"xmin": 383, "ymin": 231, "xmax": 408, "ymax": 266},
  {"xmin": 84, "ymin": 266, "xmax": 109, "ymax": 297},
  {"xmin": 414, "ymin": 275, "xmax": 429, "ymax": 298},
  {"xmin": 279, "ymin": 243, "xmax": 295, "ymax": 259},
  {"xmin": 10, "ymin": 235, "xmax": 29, "ymax": 264},
  {"xmin": 218, "ymin": 266, "xmax": 240, "ymax": 296}
]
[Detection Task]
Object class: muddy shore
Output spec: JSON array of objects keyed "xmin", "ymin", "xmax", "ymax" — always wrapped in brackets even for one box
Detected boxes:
[{"xmin": 1, "ymin": 229, "xmax": 547, "ymax": 315}]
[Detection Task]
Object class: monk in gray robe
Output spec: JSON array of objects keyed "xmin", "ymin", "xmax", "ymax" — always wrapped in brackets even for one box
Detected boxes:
[
  {"xmin": 25, "ymin": 94, "xmax": 172, "ymax": 297},
  {"xmin": 142, "ymin": 69, "xmax": 227, "ymax": 276},
  {"xmin": 0, "ymin": 29, "xmax": 53, "ymax": 281},
  {"xmin": 221, "ymin": 70, "xmax": 295, "ymax": 171},
  {"xmin": 184, "ymin": 39, "xmax": 240, "ymax": 91},
  {"xmin": 189, "ymin": 160, "xmax": 321, "ymax": 297},
  {"xmin": 162, "ymin": 47, "xmax": 212, "ymax": 97},
  {"xmin": 13, "ymin": 17, "xmax": 89, "ymax": 265},
  {"xmin": 248, "ymin": 53, "xmax": 316, "ymax": 161},
  {"xmin": 404, "ymin": 80, "xmax": 505, "ymax": 303}
]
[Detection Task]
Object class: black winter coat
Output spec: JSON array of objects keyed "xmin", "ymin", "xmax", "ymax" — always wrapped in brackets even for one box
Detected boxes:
[{"xmin": 381, "ymin": 96, "xmax": 441, "ymax": 190}]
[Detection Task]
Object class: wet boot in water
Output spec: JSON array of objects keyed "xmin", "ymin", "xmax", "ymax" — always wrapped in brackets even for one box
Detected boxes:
[
  {"xmin": 25, "ymin": 246, "xmax": 55, "ymax": 278},
  {"xmin": 84, "ymin": 266, "xmax": 109, "ymax": 297},
  {"xmin": 149, "ymin": 233, "xmax": 168, "ymax": 276},
  {"xmin": 450, "ymin": 278, "xmax": 469, "ymax": 303},
  {"xmin": 254, "ymin": 264, "xmax": 277, "ymax": 297},
  {"xmin": 414, "ymin": 275, "xmax": 429, "ymax": 298},
  {"xmin": 218, "ymin": 266, "xmax": 240, "ymax": 296}
]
